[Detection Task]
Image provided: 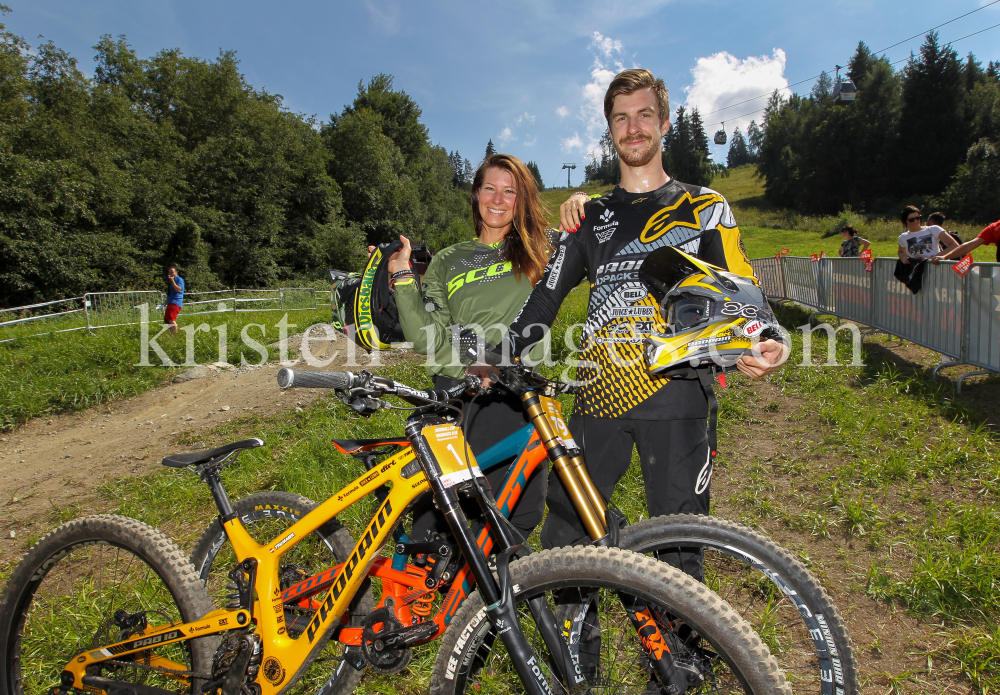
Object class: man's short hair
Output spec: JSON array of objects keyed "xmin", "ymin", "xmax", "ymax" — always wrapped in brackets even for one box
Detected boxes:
[
  {"xmin": 927, "ymin": 212, "xmax": 946, "ymax": 226},
  {"xmin": 900, "ymin": 205, "xmax": 921, "ymax": 227},
  {"xmin": 604, "ymin": 69, "xmax": 670, "ymax": 125}
]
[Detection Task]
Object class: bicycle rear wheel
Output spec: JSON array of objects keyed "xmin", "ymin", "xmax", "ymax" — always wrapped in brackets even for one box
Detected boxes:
[
  {"xmin": 0, "ymin": 515, "xmax": 214, "ymax": 695},
  {"xmin": 620, "ymin": 515, "xmax": 857, "ymax": 695},
  {"xmin": 430, "ymin": 545, "xmax": 791, "ymax": 695},
  {"xmin": 190, "ymin": 491, "xmax": 371, "ymax": 695}
]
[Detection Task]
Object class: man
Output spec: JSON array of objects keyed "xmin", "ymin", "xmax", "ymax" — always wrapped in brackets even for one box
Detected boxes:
[
  {"xmin": 494, "ymin": 69, "xmax": 788, "ymax": 574},
  {"xmin": 164, "ymin": 266, "xmax": 185, "ymax": 334},
  {"xmin": 934, "ymin": 217, "xmax": 1000, "ymax": 263}
]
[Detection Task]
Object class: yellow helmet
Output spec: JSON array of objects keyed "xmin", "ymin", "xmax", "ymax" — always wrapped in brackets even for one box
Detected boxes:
[{"xmin": 638, "ymin": 246, "xmax": 780, "ymax": 375}]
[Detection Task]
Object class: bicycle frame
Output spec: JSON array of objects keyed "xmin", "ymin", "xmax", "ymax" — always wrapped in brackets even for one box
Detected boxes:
[{"xmin": 60, "ymin": 418, "xmax": 549, "ymax": 695}]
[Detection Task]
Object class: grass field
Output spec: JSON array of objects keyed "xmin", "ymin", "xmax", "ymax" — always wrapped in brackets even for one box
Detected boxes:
[{"xmin": 0, "ymin": 307, "xmax": 329, "ymax": 430}]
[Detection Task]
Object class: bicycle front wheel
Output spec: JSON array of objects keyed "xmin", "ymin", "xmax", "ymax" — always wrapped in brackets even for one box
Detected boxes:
[
  {"xmin": 619, "ymin": 515, "xmax": 857, "ymax": 695},
  {"xmin": 430, "ymin": 545, "xmax": 790, "ymax": 695},
  {"xmin": 0, "ymin": 515, "xmax": 214, "ymax": 695}
]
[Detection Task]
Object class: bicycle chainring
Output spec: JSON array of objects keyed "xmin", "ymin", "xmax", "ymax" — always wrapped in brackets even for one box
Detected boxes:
[{"xmin": 360, "ymin": 607, "xmax": 412, "ymax": 675}]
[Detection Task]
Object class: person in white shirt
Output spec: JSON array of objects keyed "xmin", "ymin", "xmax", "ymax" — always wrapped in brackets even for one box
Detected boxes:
[{"xmin": 897, "ymin": 205, "xmax": 958, "ymax": 263}]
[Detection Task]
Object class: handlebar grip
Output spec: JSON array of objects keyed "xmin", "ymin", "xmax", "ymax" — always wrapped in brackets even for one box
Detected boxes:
[{"xmin": 277, "ymin": 368, "xmax": 353, "ymax": 390}]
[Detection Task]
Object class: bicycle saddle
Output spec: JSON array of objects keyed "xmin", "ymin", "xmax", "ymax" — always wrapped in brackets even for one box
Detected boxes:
[
  {"xmin": 161, "ymin": 438, "xmax": 265, "ymax": 468},
  {"xmin": 331, "ymin": 438, "xmax": 409, "ymax": 454}
]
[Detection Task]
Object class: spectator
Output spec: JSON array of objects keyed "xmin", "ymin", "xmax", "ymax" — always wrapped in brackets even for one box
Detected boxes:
[
  {"xmin": 927, "ymin": 212, "xmax": 962, "ymax": 245},
  {"xmin": 838, "ymin": 225, "xmax": 871, "ymax": 257},
  {"xmin": 934, "ymin": 218, "xmax": 1000, "ymax": 263},
  {"xmin": 164, "ymin": 266, "xmax": 184, "ymax": 334},
  {"xmin": 897, "ymin": 205, "xmax": 958, "ymax": 264}
]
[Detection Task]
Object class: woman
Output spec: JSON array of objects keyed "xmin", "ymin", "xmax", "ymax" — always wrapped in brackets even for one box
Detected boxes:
[
  {"xmin": 388, "ymin": 153, "xmax": 552, "ymax": 541},
  {"xmin": 838, "ymin": 225, "xmax": 870, "ymax": 257}
]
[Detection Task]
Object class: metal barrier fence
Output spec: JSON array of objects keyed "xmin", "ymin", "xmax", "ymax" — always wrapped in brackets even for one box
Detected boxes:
[
  {"xmin": 749, "ymin": 255, "xmax": 1000, "ymax": 387},
  {"xmin": 1, "ymin": 287, "xmax": 321, "ymax": 342},
  {"xmin": 85, "ymin": 291, "xmax": 164, "ymax": 330},
  {"xmin": 0, "ymin": 297, "xmax": 88, "ymax": 343},
  {"xmin": 965, "ymin": 263, "xmax": 1000, "ymax": 372}
]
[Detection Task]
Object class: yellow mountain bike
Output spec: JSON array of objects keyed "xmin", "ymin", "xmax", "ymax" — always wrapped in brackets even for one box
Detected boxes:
[{"xmin": 0, "ymin": 371, "xmax": 790, "ymax": 695}]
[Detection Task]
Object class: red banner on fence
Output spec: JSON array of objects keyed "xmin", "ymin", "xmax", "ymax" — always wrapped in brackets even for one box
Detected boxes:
[
  {"xmin": 952, "ymin": 254, "xmax": 974, "ymax": 276},
  {"xmin": 775, "ymin": 252, "xmax": 781, "ymax": 260},
  {"xmin": 810, "ymin": 254, "xmax": 819, "ymax": 262},
  {"xmin": 820, "ymin": 251, "xmax": 827, "ymax": 259},
  {"xmin": 864, "ymin": 258, "xmax": 874, "ymax": 273},
  {"xmin": 859, "ymin": 249, "xmax": 872, "ymax": 260},
  {"xmin": 781, "ymin": 248, "xmax": 790, "ymax": 255}
]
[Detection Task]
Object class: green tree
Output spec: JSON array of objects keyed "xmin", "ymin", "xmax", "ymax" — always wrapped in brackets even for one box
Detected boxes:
[
  {"xmin": 526, "ymin": 160, "xmax": 544, "ymax": 190},
  {"xmin": 896, "ymin": 32, "xmax": 968, "ymax": 196},
  {"xmin": 726, "ymin": 127, "xmax": 751, "ymax": 167},
  {"xmin": 942, "ymin": 138, "xmax": 1000, "ymax": 223},
  {"xmin": 811, "ymin": 71, "xmax": 833, "ymax": 102},
  {"xmin": 485, "ymin": 139, "xmax": 496, "ymax": 157},
  {"xmin": 746, "ymin": 120, "xmax": 763, "ymax": 162},
  {"xmin": 663, "ymin": 106, "xmax": 714, "ymax": 186},
  {"xmin": 341, "ymin": 73, "xmax": 428, "ymax": 164}
]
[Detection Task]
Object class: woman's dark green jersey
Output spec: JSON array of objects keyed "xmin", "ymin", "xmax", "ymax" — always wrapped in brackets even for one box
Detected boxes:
[{"xmin": 396, "ymin": 240, "xmax": 535, "ymax": 379}]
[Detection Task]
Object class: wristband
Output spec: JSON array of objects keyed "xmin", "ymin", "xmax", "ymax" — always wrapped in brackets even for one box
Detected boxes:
[{"xmin": 391, "ymin": 270, "xmax": 415, "ymax": 280}]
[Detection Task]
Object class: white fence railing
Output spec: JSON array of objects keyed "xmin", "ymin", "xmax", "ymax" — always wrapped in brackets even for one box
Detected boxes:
[
  {"xmin": 752, "ymin": 255, "xmax": 1000, "ymax": 391},
  {"xmin": 1, "ymin": 287, "xmax": 322, "ymax": 342}
]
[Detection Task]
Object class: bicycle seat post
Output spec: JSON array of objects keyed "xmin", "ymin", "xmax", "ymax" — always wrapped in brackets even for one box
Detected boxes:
[{"xmin": 200, "ymin": 464, "xmax": 236, "ymax": 522}]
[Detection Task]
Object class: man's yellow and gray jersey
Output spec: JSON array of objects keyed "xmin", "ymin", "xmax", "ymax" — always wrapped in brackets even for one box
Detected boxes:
[
  {"xmin": 396, "ymin": 239, "xmax": 535, "ymax": 380},
  {"xmin": 507, "ymin": 179, "xmax": 757, "ymax": 420}
]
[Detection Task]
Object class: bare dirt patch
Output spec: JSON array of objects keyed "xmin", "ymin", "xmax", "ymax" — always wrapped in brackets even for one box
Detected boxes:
[{"xmin": 0, "ymin": 327, "xmax": 413, "ymax": 559}]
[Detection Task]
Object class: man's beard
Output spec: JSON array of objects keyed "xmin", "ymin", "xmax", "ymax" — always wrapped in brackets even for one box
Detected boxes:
[{"xmin": 616, "ymin": 133, "xmax": 660, "ymax": 168}]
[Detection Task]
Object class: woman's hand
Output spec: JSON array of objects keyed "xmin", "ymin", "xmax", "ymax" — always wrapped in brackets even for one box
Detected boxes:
[
  {"xmin": 466, "ymin": 363, "xmax": 499, "ymax": 389},
  {"xmin": 559, "ymin": 192, "xmax": 589, "ymax": 232},
  {"xmin": 387, "ymin": 235, "xmax": 413, "ymax": 274},
  {"xmin": 736, "ymin": 339, "xmax": 790, "ymax": 379}
]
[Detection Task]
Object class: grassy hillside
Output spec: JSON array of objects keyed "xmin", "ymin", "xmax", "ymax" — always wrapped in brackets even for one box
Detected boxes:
[{"xmin": 542, "ymin": 167, "xmax": 995, "ymax": 261}]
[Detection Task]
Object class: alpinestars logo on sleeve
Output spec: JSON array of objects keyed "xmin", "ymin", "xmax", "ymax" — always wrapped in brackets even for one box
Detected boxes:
[
  {"xmin": 639, "ymin": 191, "xmax": 722, "ymax": 243},
  {"xmin": 594, "ymin": 208, "xmax": 618, "ymax": 243}
]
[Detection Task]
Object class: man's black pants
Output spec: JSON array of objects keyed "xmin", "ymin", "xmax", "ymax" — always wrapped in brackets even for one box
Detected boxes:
[{"xmin": 540, "ymin": 414, "xmax": 712, "ymax": 580}]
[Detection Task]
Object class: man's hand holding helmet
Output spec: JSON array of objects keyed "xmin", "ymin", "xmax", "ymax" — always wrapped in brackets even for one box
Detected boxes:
[{"xmin": 638, "ymin": 246, "xmax": 789, "ymax": 379}]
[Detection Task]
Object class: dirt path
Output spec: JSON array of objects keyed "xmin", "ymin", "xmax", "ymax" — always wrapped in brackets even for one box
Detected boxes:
[{"xmin": 0, "ymin": 326, "xmax": 413, "ymax": 551}]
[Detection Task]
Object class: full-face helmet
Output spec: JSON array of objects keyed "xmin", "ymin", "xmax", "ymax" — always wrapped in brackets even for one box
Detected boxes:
[{"xmin": 638, "ymin": 246, "xmax": 781, "ymax": 376}]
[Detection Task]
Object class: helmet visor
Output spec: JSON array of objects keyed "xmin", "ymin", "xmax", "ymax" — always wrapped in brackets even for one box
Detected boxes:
[{"xmin": 667, "ymin": 297, "xmax": 712, "ymax": 329}]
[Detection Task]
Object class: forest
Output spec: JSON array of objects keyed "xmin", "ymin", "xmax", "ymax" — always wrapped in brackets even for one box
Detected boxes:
[{"xmin": 0, "ymin": 17, "xmax": 477, "ymax": 306}]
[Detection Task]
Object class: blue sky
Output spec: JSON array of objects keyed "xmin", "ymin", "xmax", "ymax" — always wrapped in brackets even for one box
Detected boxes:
[{"xmin": 8, "ymin": 0, "xmax": 1000, "ymax": 188}]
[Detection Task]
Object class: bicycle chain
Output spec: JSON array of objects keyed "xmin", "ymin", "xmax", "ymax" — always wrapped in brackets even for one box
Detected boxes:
[{"xmin": 99, "ymin": 658, "xmax": 212, "ymax": 680}]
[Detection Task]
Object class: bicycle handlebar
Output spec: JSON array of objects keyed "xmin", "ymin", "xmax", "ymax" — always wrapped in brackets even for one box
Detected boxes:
[
  {"xmin": 276, "ymin": 368, "xmax": 472, "ymax": 406},
  {"xmin": 276, "ymin": 368, "xmax": 355, "ymax": 390}
]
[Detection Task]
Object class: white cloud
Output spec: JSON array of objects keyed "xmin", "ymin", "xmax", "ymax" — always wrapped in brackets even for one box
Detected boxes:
[
  {"xmin": 498, "ymin": 126, "xmax": 516, "ymax": 146},
  {"xmin": 556, "ymin": 106, "xmax": 569, "ymax": 118},
  {"xmin": 364, "ymin": 0, "xmax": 401, "ymax": 35},
  {"xmin": 684, "ymin": 49, "xmax": 789, "ymax": 158},
  {"xmin": 562, "ymin": 31, "xmax": 631, "ymax": 161},
  {"xmin": 523, "ymin": 136, "xmax": 537, "ymax": 147},
  {"xmin": 497, "ymin": 112, "xmax": 535, "ymax": 147}
]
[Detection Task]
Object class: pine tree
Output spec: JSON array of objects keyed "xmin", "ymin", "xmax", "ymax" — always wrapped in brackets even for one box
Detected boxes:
[
  {"xmin": 811, "ymin": 71, "xmax": 833, "ymax": 102},
  {"xmin": 485, "ymin": 139, "xmax": 496, "ymax": 158},
  {"xmin": 897, "ymin": 32, "xmax": 969, "ymax": 195},
  {"xmin": 526, "ymin": 161, "xmax": 544, "ymax": 190},
  {"xmin": 746, "ymin": 120, "xmax": 763, "ymax": 162},
  {"xmin": 690, "ymin": 108, "xmax": 709, "ymax": 154},
  {"xmin": 462, "ymin": 158, "xmax": 474, "ymax": 185},
  {"xmin": 964, "ymin": 52, "xmax": 984, "ymax": 93},
  {"xmin": 726, "ymin": 127, "xmax": 751, "ymax": 167},
  {"xmin": 848, "ymin": 42, "xmax": 876, "ymax": 85}
]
